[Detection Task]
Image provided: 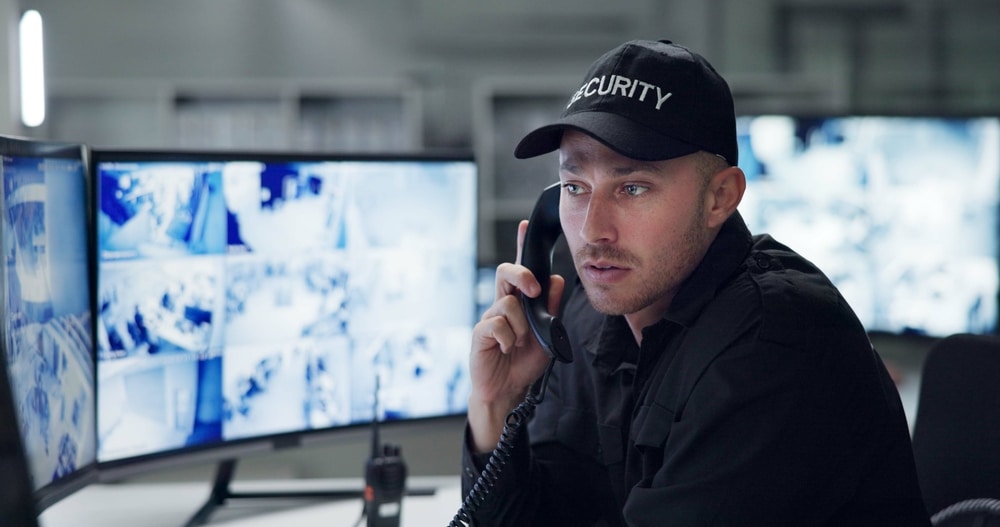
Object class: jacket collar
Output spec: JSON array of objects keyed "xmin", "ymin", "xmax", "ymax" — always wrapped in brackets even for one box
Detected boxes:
[{"xmin": 664, "ymin": 211, "xmax": 753, "ymax": 328}]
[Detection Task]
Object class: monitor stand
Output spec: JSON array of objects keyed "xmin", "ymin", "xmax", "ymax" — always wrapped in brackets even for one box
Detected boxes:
[{"xmin": 184, "ymin": 458, "xmax": 435, "ymax": 527}]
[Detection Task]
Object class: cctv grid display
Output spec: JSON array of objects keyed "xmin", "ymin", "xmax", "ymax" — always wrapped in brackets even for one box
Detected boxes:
[
  {"xmin": 0, "ymin": 138, "xmax": 98, "ymax": 510},
  {"xmin": 93, "ymin": 152, "xmax": 476, "ymax": 464},
  {"xmin": 737, "ymin": 115, "xmax": 1000, "ymax": 337}
]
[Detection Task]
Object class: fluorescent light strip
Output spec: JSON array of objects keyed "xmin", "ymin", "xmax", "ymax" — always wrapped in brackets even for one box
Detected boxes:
[{"xmin": 20, "ymin": 10, "xmax": 45, "ymax": 128}]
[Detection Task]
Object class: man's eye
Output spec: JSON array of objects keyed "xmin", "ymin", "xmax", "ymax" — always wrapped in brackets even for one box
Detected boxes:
[
  {"xmin": 623, "ymin": 184, "xmax": 647, "ymax": 196},
  {"xmin": 563, "ymin": 183, "xmax": 583, "ymax": 195}
]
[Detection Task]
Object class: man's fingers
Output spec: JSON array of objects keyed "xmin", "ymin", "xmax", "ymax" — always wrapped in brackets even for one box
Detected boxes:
[
  {"xmin": 479, "ymin": 294, "xmax": 534, "ymax": 350},
  {"xmin": 494, "ymin": 262, "xmax": 540, "ymax": 300},
  {"xmin": 547, "ymin": 274, "xmax": 566, "ymax": 315},
  {"xmin": 514, "ymin": 219, "xmax": 529, "ymax": 266},
  {"xmin": 473, "ymin": 314, "xmax": 516, "ymax": 354}
]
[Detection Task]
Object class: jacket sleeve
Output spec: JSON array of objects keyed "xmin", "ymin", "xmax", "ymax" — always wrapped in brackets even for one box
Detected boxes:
[
  {"xmin": 458, "ymin": 421, "xmax": 540, "ymax": 526},
  {"xmin": 457, "ymin": 283, "xmax": 611, "ymax": 527},
  {"xmin": 459, "ymin": 413, "xmax": 612, "ymax": 527}
]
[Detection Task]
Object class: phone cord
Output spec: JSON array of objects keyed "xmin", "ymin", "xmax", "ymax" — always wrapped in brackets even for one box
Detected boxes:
[{"xmin": 447, "ymin": 358, "xmax": 556, "ymax": 527}]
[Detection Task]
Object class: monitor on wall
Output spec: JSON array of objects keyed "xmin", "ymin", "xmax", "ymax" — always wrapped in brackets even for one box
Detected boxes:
[
  {"xmin": 90, "ymin": 150, "xmax": 477, "ymax": 485},
  {"xmin": 736, "ymin": 115, "xmax": 1000, "ymax": 337},
  {"xmin": 0, "ymin": 135, "xmax": 98, "ymax": 513}
]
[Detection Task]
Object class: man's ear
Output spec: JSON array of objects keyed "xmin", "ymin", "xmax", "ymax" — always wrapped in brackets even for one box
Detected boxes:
[{"xmin": 706, "ymin": 166, "xmax": 746, "ymax": 229}]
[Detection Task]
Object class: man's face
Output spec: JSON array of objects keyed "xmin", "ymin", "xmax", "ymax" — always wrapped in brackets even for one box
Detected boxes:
[{"xmin": 558, "ymin": 130, "xmax": 715, "ymax": 324}]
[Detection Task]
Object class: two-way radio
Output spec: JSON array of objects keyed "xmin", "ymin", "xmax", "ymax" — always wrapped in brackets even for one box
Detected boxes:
[{"xmin": 362, "ymin": 376, "xmax": 407, "ymax": 527}]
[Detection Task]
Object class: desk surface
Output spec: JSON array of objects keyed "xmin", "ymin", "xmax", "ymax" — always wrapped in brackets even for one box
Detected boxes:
[{"xmin": 38, "ymin": 476, "xmax": 463, "ymax": 527}]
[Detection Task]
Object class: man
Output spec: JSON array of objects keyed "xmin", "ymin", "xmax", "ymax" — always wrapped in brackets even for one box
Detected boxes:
[{"xmin": 461, "ymin": 39, "xmax": 931, "ymax": 526}]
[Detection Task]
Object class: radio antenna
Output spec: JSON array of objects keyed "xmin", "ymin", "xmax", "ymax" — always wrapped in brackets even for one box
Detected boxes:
[{"xmin": 371, "ymin": 374, "xmax": 381, "ymax": 458}]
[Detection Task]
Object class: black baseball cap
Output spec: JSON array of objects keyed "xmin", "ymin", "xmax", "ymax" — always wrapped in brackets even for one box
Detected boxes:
[{"xmin": 514, "ymin": 39, "xmax": 737, "ymax": 165}]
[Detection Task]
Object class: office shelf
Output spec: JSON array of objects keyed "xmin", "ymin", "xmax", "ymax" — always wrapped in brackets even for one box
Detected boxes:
[
  {"xmin": 39, "ymin": 79, "xmax": 423, "ymax": 153},
  {"xmin": 472, "ymin": 77, "xmax": 574, "ymax": 265}
]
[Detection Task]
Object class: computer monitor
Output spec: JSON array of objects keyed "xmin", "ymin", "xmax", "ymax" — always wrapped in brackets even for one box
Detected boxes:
[
  {"xmin": 0, "ymin": 135, "xmax": 98, "ymax": 513},
  {"xmin": 91, "ymin": 150, "xmax": 476, "ymax": 486},
  {"xmin": 737, "ymin": 115, "xmax": 1000, "ymax": 337}
]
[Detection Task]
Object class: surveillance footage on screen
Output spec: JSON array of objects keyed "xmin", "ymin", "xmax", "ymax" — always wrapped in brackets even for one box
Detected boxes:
[
  {"xmin": 94, "ymin": 157, "xmax": 476, "ymax": 462},
  {"xmin": 1, "ymin": 154, "xmax": 96, "ymax": 490},
  {"xmin": 738, "ymin": 115, "xmax": 1000, "ymax": 337}
]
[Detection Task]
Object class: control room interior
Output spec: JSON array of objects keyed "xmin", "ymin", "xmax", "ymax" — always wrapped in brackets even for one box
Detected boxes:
[{"xmin": 3, "ymin": 0, "xmax": 1000, "ymax": 492}]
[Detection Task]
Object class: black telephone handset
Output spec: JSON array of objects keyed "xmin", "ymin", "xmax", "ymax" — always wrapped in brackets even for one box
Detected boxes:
[
  {"xmin": 447, "ymin": 183, "xmax": 572, "ymax": 527},
  {"xmin": 519, "ymin": 182, "xmax": 573, "ymax": 364}
]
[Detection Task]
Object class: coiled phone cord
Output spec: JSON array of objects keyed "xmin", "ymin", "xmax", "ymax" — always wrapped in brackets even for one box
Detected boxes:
[{"xmin": 447, "ymin": 358, "xmax": 556, "ymax": 527}]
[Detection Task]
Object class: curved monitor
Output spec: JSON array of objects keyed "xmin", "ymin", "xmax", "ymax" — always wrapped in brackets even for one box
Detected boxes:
[
  {"xmin": 0, "ymin": 135, "xmax": 97, "ymax": 512},
  {"xmin": 90, "ymin": 149, "xmax": 476, "ymax": 479},
  {"xmin": 737, "ymin": 115, "xmax": 1000, "ymax": 337}
]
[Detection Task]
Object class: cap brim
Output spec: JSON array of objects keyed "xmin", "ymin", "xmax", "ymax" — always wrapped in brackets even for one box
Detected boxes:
[{"xmin": 514, "ymin": 111, "xmax": 701, "ymax": 161}]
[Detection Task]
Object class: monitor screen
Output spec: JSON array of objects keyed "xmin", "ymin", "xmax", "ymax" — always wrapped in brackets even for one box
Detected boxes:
[
  {"xmin": 737, "ymin": 115, "xmax": 1000, "ymax": 337},
  {"xmin": 0, "ymin": 136, "xmax": 97, "ymax": 511},
  {"xmin": 92, "ymin": 150, "xmax": 476, "ymax": 471}
]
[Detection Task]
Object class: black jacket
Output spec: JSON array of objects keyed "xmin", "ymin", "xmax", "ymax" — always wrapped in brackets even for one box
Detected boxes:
[{"xmin": 462, "ymin": 213, "xmax": 930, "ymax": 526}]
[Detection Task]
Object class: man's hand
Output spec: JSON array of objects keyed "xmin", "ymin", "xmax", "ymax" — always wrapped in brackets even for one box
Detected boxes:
[{"xmin": 467, "ymin": 220, "xmax": 565, "ymax": 453}]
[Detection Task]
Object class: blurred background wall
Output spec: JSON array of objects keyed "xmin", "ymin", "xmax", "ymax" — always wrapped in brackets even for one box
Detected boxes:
[{"xmin": 7, "ymin": 0, "xmax": 1000, "ymax": 143}]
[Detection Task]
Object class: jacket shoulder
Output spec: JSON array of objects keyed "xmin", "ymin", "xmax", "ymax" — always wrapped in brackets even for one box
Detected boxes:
[{"xmin": 746, "ymin": 234, "xmax": 868, "ymax": 347}]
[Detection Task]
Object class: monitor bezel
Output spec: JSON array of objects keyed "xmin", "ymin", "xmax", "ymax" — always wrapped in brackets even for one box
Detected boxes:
[{"xmin": 0, "ymin": 342, "xmax": 42, "ymax": 527}]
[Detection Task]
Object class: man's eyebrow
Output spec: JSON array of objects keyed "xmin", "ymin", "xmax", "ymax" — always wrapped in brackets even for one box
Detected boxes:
[
  {"xmin": 559, "ymin": 158, "xmax": 580, "ymax": 173},
  {"xmin": 612, "ymin": 162, "xmax": 659, "ymax": 176},
  {"xmin": 560, "ymin": 156, "xmax": 661, "ymax": 177}
]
